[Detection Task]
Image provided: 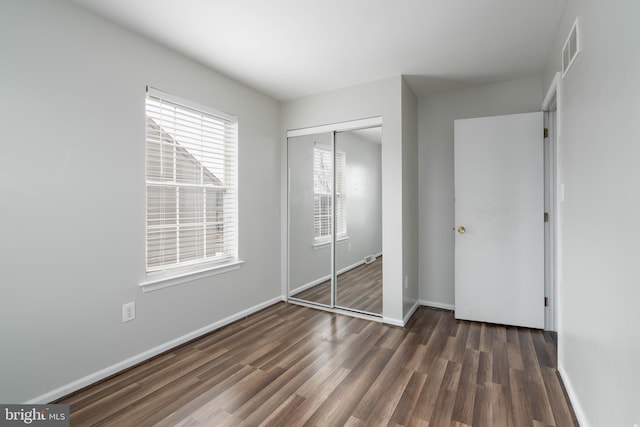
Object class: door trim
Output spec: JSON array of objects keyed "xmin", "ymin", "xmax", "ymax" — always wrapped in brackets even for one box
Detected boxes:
[{"xmin": 542, "ymin": 72, "xmax": 561, "ymax": 332}]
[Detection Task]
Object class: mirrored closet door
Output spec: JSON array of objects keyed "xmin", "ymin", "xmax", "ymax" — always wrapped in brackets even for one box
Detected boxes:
[
  {"xmin": 334, "ymin": 128, "xmax": 382, "ymax": 315},
  {"xmin": 287, "ymin": 120, "xmax": 382, "ymax": 316},
  {"xmin": 288, "ymin": 131, "xmax": 333, "ymax": 307}
]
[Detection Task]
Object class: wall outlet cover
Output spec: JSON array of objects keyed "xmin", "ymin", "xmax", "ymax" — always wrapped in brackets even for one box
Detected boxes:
[{"xmin": 122, "ymin": 302, "xmax": 136, "ymax": 323}]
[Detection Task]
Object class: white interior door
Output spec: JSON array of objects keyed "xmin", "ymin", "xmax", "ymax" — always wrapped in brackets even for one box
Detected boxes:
[{"xmin": 454, "ymin": 112, "xmax": 544, "ymax": 329}]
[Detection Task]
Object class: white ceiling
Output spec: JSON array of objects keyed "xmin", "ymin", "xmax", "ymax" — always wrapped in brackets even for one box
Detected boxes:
[{"xmin": 68, "ymin": 0, "xmax": 567, "ymax": 101}]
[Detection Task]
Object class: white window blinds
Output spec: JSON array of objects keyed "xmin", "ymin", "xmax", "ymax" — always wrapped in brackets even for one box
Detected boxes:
[
  {"xmin": 145, "ymin": 87, "xmax": 238, "ymax": 273},
  {"xmin": 313, "ymin": 145, "xmax": 346, "ymax": 242}
]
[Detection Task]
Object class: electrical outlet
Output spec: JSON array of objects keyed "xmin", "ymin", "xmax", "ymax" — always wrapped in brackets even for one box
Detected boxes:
[
  {"xmin": 404, "ymin": 275, "xmax": 409, "ymax": 289},
  {"xmin": 122, "ymin": 302, "xmax": 135, "ymax": 323}
]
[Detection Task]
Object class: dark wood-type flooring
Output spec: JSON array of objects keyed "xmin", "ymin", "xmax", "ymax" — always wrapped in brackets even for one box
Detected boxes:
[
  {"xmin": 292, "ymin": 257, "xmax": 382, "ymax": 314},
  {"xmin": 59, "ymin": 303, "xmax": 578, "ymax": 426}
]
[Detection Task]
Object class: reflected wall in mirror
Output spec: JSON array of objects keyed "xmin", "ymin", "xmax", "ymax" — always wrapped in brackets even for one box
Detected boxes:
[
  {"xmin": 288, "ymin": 132, "xmax": 333, "ymax": 307},
  {"xmin": 335, "ymin": 127, "xmax": 383, "ymax": 314}
]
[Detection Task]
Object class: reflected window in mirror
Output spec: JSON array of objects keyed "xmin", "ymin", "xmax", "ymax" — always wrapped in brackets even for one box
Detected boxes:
[{"xmin": 313, "ymin": 145, "xmax": 346, "ymax": 244}]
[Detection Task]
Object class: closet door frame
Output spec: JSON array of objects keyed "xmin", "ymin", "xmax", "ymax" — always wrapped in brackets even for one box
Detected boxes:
[{"xmin": 286, "ymin": 116, "xmax": 382, "ymax": 316}]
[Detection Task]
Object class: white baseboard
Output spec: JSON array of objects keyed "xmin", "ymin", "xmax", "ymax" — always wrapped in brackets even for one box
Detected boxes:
[
  {"xmin": 419, "ymin": 299, "xmax": 455, "ymax": 311},
  {"xmin": 386, "ymin": 300, "xmax": 452, "ymax": 327},
  {"xmin": 382, "ymin": 316, "xmax": 404, "ymax": 327},
  {"xmin": 289, "ymin": 274, "xmax": 330, "ymax": 296},
  {"xmin": 26, "ymin": 296, "xmax": 285, "ymax": 404},
  {"xmin": 403, "ymin": 300, "xmax": 421, "ymax": 325},
  {"xmin": 289, "ymin": 262, "xmax": 362, "ymax": 296},
  {"xmin": 337, "ymin": 259, "xmax": 365, "ymax": 276},
  {"xmin": 558, "ymin": 364, "xmax": 589, "ymax": 427}
]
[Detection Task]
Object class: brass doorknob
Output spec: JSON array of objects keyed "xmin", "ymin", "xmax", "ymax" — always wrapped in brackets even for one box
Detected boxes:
[{"xmin": 457, "ymin": 226, "xmax": 466, "ymax": 234}]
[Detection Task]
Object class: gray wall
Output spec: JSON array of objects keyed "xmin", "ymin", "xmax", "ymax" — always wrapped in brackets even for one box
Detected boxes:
[
  {"xmin": 542, "ymin": 0, "xmax": 640, "ymax": 425},
  {"xmin": 418, "ymin": 77, "xmax": 543, "ymax": 307},
  {"xmin": 0, "ymin": 0, "xmax": 281, "ymax": 403},
  {"xmin": 288, "ymin": 132, "xmax": 382, "ymax": 292},
  {"xmin": 338, "ymin": 133, "xmax": 383, "ymax": 270}
]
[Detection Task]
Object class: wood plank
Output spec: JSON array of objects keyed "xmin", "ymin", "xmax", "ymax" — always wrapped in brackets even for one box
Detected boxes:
[
  {"xmin": 429, "ymin": 361, "xmax": 462, "ymax": 426},
  {"xmin": 451, "ymin": 349, "xmax": 480, "ymax": 425},
  {"xmin": 410, "ymin": 357, "xmax": 449, "ymax": 422},
  {"xmin": 540, "ymin": 366, "xmax": 580, "ymax": 426},
  {"xmin": 389, "ymin": 371, "xmax": 428, "ymax": 426},
  {"xmin": 301, "ymin": 346, "xmax": 394, "ymax": 426},
  {"xmin": 352, "ymin": 366, "xmax": 413, "ymax": 425},
  {"xmin": 509, "ymin": 368, "xmax": 534, "ymax": 427},
  {"xmin": 476, "ymin": 350, "xmax": 493, "ymax": 386}
]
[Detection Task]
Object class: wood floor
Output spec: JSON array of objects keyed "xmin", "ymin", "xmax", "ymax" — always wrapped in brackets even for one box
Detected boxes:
[
  {"xmin": 59, "ymin": 303, "xmax": 578, "ymax": 426},
  {"xmin": 292, "ymin": 257, "xmax": 382, "ymax": 314}
]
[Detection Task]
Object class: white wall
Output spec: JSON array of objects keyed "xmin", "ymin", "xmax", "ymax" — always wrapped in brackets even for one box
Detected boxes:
[
  {"xmin": 0, "ymin": 0, "xmax": 281, "ymax": 403},
  {"xmin": 418, "ymin": 77, "xmax": 543, "ymax": 307},
  {"xmin": 543, "ymin": 1, "xmax": 640, "ymax": 425},
  {"xmin": 281, "ymin": 77, "xmax": 408, "ymax": 324},
  {"xmin": 288, "ymin": 132, "xmax": 382, "ymax": 292}
]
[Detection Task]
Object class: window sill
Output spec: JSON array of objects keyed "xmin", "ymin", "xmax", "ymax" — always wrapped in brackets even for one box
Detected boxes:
[
  {"xmin": 313, "ymin": 236, "xmax": 350, "ymax": 249},
  {"xmin": 139, "ymin": 260, "xmax": 245, "ymax": 293}
]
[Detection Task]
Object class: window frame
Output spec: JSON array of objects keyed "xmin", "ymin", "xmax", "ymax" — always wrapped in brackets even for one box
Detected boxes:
[
  {"xmin": 140, "ymin": 87, "xmax": 241, "ymax": 292},
  {"xmin": 313, "ymin": 144, "xmax": 347, "ymax": 246}
]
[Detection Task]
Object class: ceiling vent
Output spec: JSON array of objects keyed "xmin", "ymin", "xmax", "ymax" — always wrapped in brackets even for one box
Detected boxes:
[{"xmin": 562, "ymin": 17, "xmax": 581, "ymax": 78}]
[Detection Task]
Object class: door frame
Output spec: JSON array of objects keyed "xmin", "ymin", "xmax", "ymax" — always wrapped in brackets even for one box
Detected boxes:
[{"xmin": 542, "ymin": 72, "xmax": 562, "ymax": 332}]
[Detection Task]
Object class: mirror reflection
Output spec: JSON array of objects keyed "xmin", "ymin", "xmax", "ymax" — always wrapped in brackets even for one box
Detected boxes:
[
  {"xmin": 335, "ymin": 128, "xmax": 382, "ymax": 314},
  {"xmin": 288, "ymin": 126, "xmax": 382, "ymax": 316},
  {"xmin": 288, "ymin": 132, "xmax": 333, "ymax": 307}
]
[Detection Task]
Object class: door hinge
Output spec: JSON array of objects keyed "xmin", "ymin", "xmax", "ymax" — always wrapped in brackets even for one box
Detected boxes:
[
  {"xmin": 544, "ymin": 128, "xmax": 549, "ymax": 138},
  {"xmin": 544, "ymin": 212, "xmax": 549, "ymax": 222},
  {"xmin": 544, "ymin": 297, "xmax": 548, "ymax": 307}
]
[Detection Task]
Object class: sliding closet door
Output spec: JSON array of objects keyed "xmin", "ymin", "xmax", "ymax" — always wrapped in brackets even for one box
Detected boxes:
[
  {"xmin": 335, "ymin": 128, "xmax": 383, "ymax": 315},
  {"xmin": 287, "ymin": 117, "xmax": 383, "ymax": 317},
  {"xmin": 288, "ymin": 132, "xmax": 333, "ymax": 307}
]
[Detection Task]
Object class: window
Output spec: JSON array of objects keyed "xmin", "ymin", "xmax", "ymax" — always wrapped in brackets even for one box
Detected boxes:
[
  {"xmin": 145, "ymin": 87, "xmax": 237, "ymax": 273},
  {"xmin": 313, "ymin": 144, "xmax": 346, "ymax": 243}
]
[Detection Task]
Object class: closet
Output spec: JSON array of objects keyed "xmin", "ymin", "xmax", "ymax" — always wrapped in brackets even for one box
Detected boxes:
[{"xmin": 287, "ymin": 118, "xmax": 383, "ymax": 316}]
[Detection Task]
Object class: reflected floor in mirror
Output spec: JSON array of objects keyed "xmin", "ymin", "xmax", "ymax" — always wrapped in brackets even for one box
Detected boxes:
[{"xmin": 292, "ymin": 256, "xmax": 382, "ymax": 315}]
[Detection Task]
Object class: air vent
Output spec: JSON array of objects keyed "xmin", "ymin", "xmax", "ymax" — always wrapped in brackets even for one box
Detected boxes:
[
  {"xmin": 562, "ymin": 17, "xmax": 581, "ymax": 78},
  {"xmin": 364, "ymin": 255, "xmax": 376, "ymax": 264}
]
